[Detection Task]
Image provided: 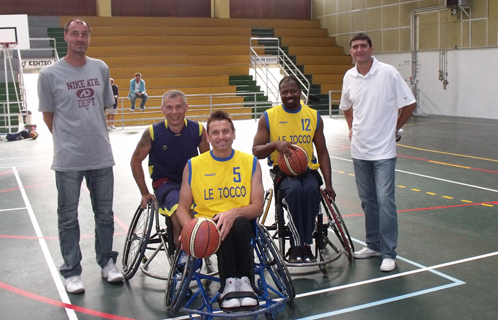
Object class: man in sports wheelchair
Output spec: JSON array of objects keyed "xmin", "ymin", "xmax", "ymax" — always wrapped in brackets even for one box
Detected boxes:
[
  {"xmin": 175, "ymin": 110, "xmax": 264, "ymax": 310},
  {"xmin": 253, "ymin": 76, "xmax": 337, "ymax": 264},
  {"xmin": 130, "ymin": 89, "xmax": 209, "ymax": 248}
]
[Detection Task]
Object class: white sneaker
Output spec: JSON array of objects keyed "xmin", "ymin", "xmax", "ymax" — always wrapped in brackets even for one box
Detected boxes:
[
  {"xmin": 101, "ymin": 259, "xmax": 124, "ymax": 282},
  {"xmin": 353, "ymin": 247, "xmax": 381, "ymax": 259},
  {"xmin": 65, "ymin": 275, "xmax": 85, "ymax": 294},
  {"xmin": 111, "ymin": 125, "xmax": 116, "ymax": 129},
  {"xmin": 380, "ymin": 258, "xmax": 396, "ymax": 272},
  {"xmin": 220, "ymin": 278, "xmax": 240, "ymax": 308},
  {"xmin": 238, "ymin": 277, "xmax": 258, "ymax": 307}
]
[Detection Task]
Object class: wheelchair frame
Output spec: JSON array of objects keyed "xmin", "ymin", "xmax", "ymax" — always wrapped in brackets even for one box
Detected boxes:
[
  {"xmin": 165, "ymin": 222, "xmax": 295, "ymax": 320},
  {"xmin": 122, "ymin": 201, "xmax": 175, "ymax": 280},
  {"xmin": 260, "ymin": 186, "xmax": 355, "ymax": 274}
]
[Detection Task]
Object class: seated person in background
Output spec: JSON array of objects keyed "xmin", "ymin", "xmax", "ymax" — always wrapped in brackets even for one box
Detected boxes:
[
  {"xmin": 130, "ymin": 90, "xmax": 209, "ymax": 245},
  {"xmin": 252, "ymin": 76, "xmax": 336, "ymax": 263},
  {"xmin": 128, "ymin": 72, "xmax": 148, "ymax": 112},
  {"xmin": 176, "ymin": 110, "xmax": 264, "ymax": 310}
]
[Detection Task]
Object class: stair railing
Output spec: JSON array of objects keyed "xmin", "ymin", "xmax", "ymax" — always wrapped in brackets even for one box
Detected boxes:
[{"xmin": 249, "ymin": 37, "xmax": 310, "ymax": 105}]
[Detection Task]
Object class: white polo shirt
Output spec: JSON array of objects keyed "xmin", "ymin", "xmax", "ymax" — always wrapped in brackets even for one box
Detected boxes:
[{"xmin": 340, "ymin": 57, "xmax": 416, "ymax": 160}]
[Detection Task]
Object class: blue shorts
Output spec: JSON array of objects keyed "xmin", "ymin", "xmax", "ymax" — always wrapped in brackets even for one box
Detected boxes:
[{"xmin": 154, "ymin": 181, "xmax": 181, "ymax": 217}]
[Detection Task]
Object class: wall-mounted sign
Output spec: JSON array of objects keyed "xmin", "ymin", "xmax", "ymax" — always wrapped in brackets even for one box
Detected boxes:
[{"xmin": 21, "ymin": 58, "xmax": 56, "ymax": 69}]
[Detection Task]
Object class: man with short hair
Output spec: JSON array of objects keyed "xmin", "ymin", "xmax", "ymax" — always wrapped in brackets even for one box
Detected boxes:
[
  {"xmin": 128, "ymin": 72, "xmax": 147, "ymax": 112},
  {"xmin": 340, "ymin": 33, "xmax": 417, "ymax": 272},
  {"xmin": 252, "ymin": 76, "xmax": 336, "ymax": 264},
  {"xmin": 176, "ymin": 110, "xmax": 264, "ymax": 310},
  {"xmin": 38, "ymin": 19, "xmax": 123, "ymax": 294},
  {"xmin": 130, "ymin": 89, "xmax": 209, "ymax": 244}
]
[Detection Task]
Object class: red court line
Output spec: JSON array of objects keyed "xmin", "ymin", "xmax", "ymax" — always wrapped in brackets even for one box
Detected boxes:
[
  {"xmin": 398, "ymin": 201, "xmax": 498, "ymax": 213},
  {"xmin": 342, "ymin": 201, "xmax": 498, "ymax": 217},
  {"xmin": 0, "ymin": 280, "xmax": 137, "ymax": 320},
  {"xmin": 0, "ymin": 183, "xmax": 52, "ymax": 194},
  {"xmin": 0, "ymin": 232, "xmax": 126, "ymax": 240},
  {"xmin": 398, "ymin": 154, "xmax": 498, "ymax": 174}
]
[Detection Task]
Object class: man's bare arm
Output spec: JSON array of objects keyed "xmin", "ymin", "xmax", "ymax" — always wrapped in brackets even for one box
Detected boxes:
[{"xmin": 130, "ymin": 128, "xmax": 155, "ymax": 207}]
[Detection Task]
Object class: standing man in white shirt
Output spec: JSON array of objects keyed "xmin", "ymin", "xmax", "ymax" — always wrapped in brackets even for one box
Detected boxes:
[{"xmin": 339, "ymin": 33, "xmax": 417, "ymax": 272}]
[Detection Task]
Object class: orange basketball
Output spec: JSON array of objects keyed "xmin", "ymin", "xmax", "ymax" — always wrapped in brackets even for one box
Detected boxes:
[
  {"xmin": 181, "ymin": 217, "xmax": 221, "ymax": 259},
  {"xmin": 277, "ymin": 144, "xmax": 309, "ymax": 176}
]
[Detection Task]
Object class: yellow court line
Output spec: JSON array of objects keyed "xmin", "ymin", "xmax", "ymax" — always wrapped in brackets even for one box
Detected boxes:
[
  {"xmin": 481, "ymin": 204, "xmax": 494, "ymax": 207},
  {"xmin": 426, "ymin": 192, "xmax": 436, "ymax": 195},
  {"xmin": 399, "ymin": 144, "xmax": 498, "ymax": 163},
  {"xmin": 443, "ymin": 196, "xmax": 453, "ymax": 199},
  {"xmin": 461, "ymin": 200, "xmax": 472, "ymax": 203},
  {"xmin": 429, "ymin": 161, "xmax": 471, "ymax": 169}
]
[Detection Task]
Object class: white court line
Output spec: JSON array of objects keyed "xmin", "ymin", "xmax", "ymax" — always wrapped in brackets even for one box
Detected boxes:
[
  {"xmin": 330, "ymin": 155, "xmax": 498, "ymax": 193},
  {"xmin": 0, "ymin": 207, "xmax": 27, "ymax": 213},
  {"xmin": 294, "ymin": 240, "xmax": 498, "ymax": 319},
  {"xmin": 0, "ymin": 161, "xmax": 52, "ymax": 169},
  {"xmin": 13, "ymin": 167, "xmax": 78, "ymax": 320}
]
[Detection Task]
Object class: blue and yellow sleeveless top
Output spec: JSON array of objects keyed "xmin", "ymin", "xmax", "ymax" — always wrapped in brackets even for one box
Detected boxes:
[
  {"xmin": 188, "ymin": 150, "xmax": 256, "ymax": 219},
  {"xmin": 148, "ymin": 119, "xmax": 202, "ymax": 184},
  {"xmin": 265, "ymin": 102, "xmax": 320, "ymax": 170}
]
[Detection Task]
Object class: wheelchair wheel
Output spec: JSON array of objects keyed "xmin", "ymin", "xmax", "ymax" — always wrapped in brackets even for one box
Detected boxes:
[
  {"xmin": 319, "ymin": 189, "xmax": 355, "ymax": 259},
  {"xmin": 257, "ymin": 224, "xmax": 295, "ymax": 301},
  {"xmin": 122, "ymin": 201, "xmax": 155, "ymax": 280},
  {"xmin": 165, "ymin": 250, "xmax": 195, "ymax": 315}
]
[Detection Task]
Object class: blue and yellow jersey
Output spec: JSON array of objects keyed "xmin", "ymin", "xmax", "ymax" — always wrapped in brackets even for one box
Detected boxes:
[
  {"xmin": 265, "ymin": 102, "xmax": 320, "ymax": 170},
  {"xmin": 188, "ymin": 150, "xmax": 256, "ymax": 219},
  {"xmin": 148, "ymin": 119, "xmax": 202, "ymax": 184}
]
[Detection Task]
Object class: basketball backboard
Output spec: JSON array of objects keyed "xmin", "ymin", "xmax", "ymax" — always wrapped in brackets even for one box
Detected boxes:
[{"xmin": 0, "ymin": 14, "xmax": 30, "ymax": 50}]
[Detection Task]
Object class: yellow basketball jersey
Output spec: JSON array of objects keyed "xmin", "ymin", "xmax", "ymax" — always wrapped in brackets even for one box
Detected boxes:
[
  {"xmin": 189, "ymin": 150, "xmax": 256, "ymax": 219},
  {"xmin": 265, "ymin": 102, "xmax": 320, "ymax": 170}
]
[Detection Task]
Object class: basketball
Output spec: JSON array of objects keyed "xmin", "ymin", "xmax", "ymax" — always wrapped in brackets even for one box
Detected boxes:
[
  {"xmin": 181, "ymin": 217, "xmax": 221, "ymax": 259},
  {"xmin": 277, "ymin": 144, "xmax": 309, "ymax": 176},
  {"xmin": 29, "ymin": 131, "xmax": 38, "ymax": 140}
]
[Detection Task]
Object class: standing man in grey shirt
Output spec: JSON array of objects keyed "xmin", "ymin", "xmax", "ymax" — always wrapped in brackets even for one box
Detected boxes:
[{"xmin": 38, "ymin": 19, "xmax": 123, "ymax": 294}]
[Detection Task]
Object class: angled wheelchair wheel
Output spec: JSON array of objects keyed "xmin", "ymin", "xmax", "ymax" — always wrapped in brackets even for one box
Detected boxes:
[
  {"xmin": 122, "ymin": 201, "xmax": 155, "ymax": 280},
  {"xmin": 319, "ymin": 189, "xmax": 355, "ymax": 259},
  {"xmin": 257, "ymin": 224, "xmax": 295, "ymax": 302},
  {"xmin": 165, "ymin": 250, "xmax": 195, "ymax": 315}
]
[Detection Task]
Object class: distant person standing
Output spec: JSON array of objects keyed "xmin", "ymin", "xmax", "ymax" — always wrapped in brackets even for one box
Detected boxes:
[
  {"xmin": 339, "ymin": 33, "xmax": 417, "ymax": 272},
  {"xmin": 105, "ymin": 78, "xmax": 119, "ymax": 130},
  {"xmin": 128, "ymin": 72, "xmax": 148, "ymax": 112},
  {"xmin": 38, "ymin": 19, "xmax": 123, "ymax": 294}
]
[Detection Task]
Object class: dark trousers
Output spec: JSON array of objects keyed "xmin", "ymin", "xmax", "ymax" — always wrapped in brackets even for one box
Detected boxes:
[
  {"xmin": 279, "ymin": 170, "xmax": 320, "ymax": 246},
  {"xmin": 217, "ymin": 217, "xmax": 254, "ymax": 289}
]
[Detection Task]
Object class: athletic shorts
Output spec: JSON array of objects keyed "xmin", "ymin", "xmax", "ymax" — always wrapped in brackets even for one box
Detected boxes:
[
  {"xmin": 105, "ymin": 107, "xmax": 117, "ymax": 115},
  {"xmin": 154, "ymin": 181, "xmax": 181, "ymax": 217}
]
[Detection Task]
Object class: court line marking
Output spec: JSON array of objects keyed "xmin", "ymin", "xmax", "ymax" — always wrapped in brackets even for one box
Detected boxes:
[
  {"xmin": 12, "ymin": 167, "xmax": 79, "ymax": 320},
  {"xmin": 330, "ymin": 156, "xmax": 498, "ymax": 193},
  {"xmin": 294, "ymin": 240, "xmax": 498, "ymax": 320},
  {"xmin": 0, "ymin": 207, "xmax": 27, "ymax": 212},
  {"xmin": 398, "ymin": 144, "xmax": 498, "ymax": 163}
]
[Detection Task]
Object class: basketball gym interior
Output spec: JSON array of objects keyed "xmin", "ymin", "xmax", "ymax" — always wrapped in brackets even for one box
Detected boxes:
[{"xmin": 1, "ymin": 1, "xmax": 498, "ymax": 319}]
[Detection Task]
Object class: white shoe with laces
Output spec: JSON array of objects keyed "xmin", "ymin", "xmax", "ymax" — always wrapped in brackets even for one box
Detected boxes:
[
  {"xmin": 65, "ymin": 275, "xmax": 85, "ymax": 294},
  {"xmin": 238, "ymin": 276, "xmax": 258, "ymax": 307},
  {"xmin": 380, "ymin": 258, "xmax": 396, "ymax": 272},
  {"xmin": 219, "ymin": 278, "xmax": 240, "ymax": 308},
  {"xmin": 353, "ymin": 247, "xmax": 381, "ymax": 259},
  {"xmin": 101, "ymin": 259, "xmax": 124, "ymax": 282}
]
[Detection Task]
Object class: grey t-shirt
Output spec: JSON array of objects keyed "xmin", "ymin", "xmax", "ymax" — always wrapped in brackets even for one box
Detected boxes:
[{"xmin": 38, "ymin": 57, "xmax": 115, "ymax": 171}]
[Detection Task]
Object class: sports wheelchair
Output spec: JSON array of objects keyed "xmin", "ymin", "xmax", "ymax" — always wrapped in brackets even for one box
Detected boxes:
[
  {"xmin": 260, "ymin": 177, "xmax": 355, "ymax": 275},
  {"xmin": 165, "ymin": 221, "xmax": 295, "ymax": 320},
  {"xmin": 122, "ymin": 201, "xmax": 215, "ymax": 280}
]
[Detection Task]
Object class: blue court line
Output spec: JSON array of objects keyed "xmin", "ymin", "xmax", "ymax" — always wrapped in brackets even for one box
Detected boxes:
[
  {"xmin": 295, "ymin": 281, "xmax": 464, "ymax": 320},
  {"xmin": 294, "ymin": 238, "xmax": 466, "ymax": 320}
]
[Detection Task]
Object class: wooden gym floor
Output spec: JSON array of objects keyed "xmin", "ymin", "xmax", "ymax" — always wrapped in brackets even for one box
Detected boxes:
[{"xmin": 1, "ymin": 102, "xmax": 498, "ymax": 319}]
